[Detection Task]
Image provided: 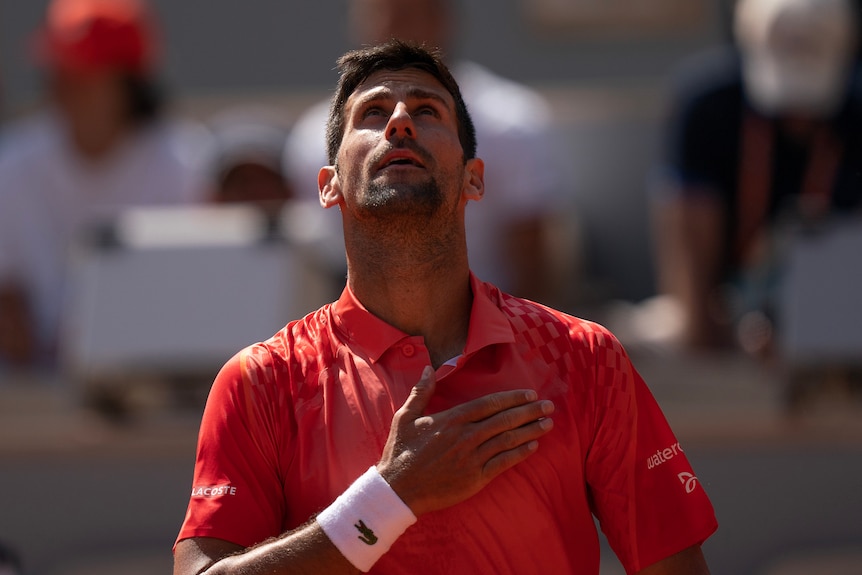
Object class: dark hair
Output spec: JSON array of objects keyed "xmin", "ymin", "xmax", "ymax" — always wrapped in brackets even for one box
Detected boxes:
[
  {"xmin": 325, "ymin": 39, "xmax": 476, "ymax": 165},
  {"xmin": 124, "ymin": 72, "xmax": 163, "ymax": 124}
]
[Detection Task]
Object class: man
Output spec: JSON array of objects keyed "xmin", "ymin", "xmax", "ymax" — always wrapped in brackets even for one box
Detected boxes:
[
  {"xmin": 0, "ymin": 0, "xmax": 209, "ymax": 369},
  {"xmin": 652, "ymin": 0, "xmax": 862, "ymax": 352},
  {"xmin": 284, "ymin": 0, "xmax": 566, "ymax": 304},
  {"xmin": 207, "ymin": 106, "xmax": 295, "ymax": 216},
  {"xmin": 174, "ymin": 41, "xmax": 716, "ymax": 575}
]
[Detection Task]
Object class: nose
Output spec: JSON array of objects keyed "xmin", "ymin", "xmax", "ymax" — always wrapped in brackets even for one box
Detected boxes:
[{"xmin": 386, "ymin": 102, "xmax": 415, "ymax": 140}]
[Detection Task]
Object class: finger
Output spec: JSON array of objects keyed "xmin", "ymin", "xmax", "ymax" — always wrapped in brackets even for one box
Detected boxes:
[
  {"xmin": 448, "ymin": 389, "xmax": 540, "ymax": 423},
  {"xmin": 482, "ymin": 438, "xmax": 542, "ymax": 481},
  {"xmin": 477, "ymin": 416, "xmax": 554, "ymax": 464},
  {"xmin": 471, "ymin": 399, "xmax": 555, "ymax": 444},
  {"xmin": 398, "ymin": 365, "xmax": 437, "ymax": 419}
]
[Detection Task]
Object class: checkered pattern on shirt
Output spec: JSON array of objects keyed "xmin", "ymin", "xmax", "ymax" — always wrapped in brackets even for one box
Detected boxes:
[{"xmin": 498, "ymin": 292, "xmax": 649, "ymax": 570}]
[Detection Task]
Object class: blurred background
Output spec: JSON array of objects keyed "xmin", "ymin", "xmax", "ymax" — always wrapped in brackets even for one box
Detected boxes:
[{"xmin": 1, "ymin": 1, "xmax": 861, "ymax": 574}]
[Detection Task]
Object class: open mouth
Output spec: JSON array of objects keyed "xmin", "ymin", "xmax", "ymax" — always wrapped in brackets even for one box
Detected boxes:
[
  {"xmin": 377, "ymin": 150, "xmax": 425, "ymax": 171},
  {"xmin": 384, "ymin": 158, "xmax": 420, "ymax": 167}
]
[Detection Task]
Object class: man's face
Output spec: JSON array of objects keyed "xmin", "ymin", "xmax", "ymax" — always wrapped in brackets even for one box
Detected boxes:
[
  {"xmin": 49, "ymin": 67, "xmax": 128, "ymax": 136},
  {"xmin": 327, "ymin": 67, "xmax": 479, "ymax": 222}
]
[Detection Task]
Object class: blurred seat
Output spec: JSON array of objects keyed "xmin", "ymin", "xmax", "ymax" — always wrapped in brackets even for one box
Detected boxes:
[
  {"xmin": 60, "ymin": 202, "xmax": 337, "ymax": 397},
  {"xmin": 777, "ymin": 216, "xmax": 862, "ymax": 365},
  {"xmin": 775, "ymin": 216, "xmax": 862, "ymax": 408}
]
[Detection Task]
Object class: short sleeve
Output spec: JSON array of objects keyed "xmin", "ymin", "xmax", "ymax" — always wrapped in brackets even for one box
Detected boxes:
[
  {"xmin": 584, "ymin": 331, "xmax": 717, "ymax": 574},
  {"xmin": 175, "ymin": 344, "xmax": 295, "ymax": 549}
]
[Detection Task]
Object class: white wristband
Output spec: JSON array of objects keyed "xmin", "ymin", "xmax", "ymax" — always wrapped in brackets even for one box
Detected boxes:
[{"xmin": 316, "ymin": 466, "xmax": 417, "ymax": 572}]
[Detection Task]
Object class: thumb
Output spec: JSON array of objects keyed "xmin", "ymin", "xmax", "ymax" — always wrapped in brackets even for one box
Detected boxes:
[{"xmin": 400, "ymin": 365, "xmax": 436, "ymax": 418}]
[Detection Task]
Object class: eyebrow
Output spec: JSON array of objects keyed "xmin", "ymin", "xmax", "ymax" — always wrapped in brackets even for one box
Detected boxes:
[{"xmin": 354, "ymin": 86, "xmax": 452, "ymax": 110}]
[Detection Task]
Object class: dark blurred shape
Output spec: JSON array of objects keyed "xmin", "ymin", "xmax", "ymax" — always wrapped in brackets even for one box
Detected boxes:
[
  {"xmin": 638, "ymin": 0, "xmax": 862, "ymax": 413},
  {"xmin": 648, "ymin": 0, "xmax": 862, "ymax": 355},
  {"xmin": 207, "ymin": 107, "xmax": 294, "ymax": 217},
  {"xmin": 0, "ymin": 540, "xmax": 23, "ymax": 575}
]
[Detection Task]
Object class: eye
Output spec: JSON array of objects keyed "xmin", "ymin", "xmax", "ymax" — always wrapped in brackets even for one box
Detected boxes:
[
  {"xmin": 415, "ymin": 105, "xmax": 437, "ymax": 117},
  {"xmin": 362, "ymin": 106, "xmax": 385, "ymax": 119}
]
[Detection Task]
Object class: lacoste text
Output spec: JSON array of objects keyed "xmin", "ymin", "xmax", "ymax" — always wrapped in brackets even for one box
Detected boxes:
[{"xmin": 191, "ymin": 485, "xmax": 237, "ymax": 498}]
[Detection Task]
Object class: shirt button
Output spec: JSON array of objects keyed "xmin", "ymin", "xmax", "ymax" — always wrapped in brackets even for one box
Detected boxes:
[{"xmin": 402, "ymin": 344, "xmax": 415, "ymax": 357}]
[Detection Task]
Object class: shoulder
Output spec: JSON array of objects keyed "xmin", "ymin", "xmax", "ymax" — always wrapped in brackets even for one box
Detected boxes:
[
  {"xmin": 497, "ymin": 292, "xmax": 623, "ymax": 356},
  {"xmin": 212, "ymin": 304, "xmax": 337, "ymax": 403},
  {"xmin": 0, "ymin": 114, "xmax": 66, "ymax": 210},
  {"xmin": 0, "ymin": 113, "xmax": 64, "ymax": 170}
]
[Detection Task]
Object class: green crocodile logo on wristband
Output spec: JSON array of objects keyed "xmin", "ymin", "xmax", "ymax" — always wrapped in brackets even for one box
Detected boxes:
[{"xmin": 355, "ymin": 519, "xmax": 378, "ymax": 545}]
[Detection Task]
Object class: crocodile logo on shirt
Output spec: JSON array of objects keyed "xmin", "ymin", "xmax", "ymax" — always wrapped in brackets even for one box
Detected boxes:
[{"xmin": 355, "ymin": 519, "xmax": 378, "ymax": 545}]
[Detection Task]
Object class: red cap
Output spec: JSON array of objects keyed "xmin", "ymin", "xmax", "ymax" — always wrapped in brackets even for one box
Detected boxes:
[{"xmin": 33, "ymin": 0, "xmax": 158, "ymax": 74}]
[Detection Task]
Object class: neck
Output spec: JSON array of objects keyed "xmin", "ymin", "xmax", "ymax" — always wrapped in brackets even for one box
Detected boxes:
[{"xmin": 345, "ymin": 219, "xmax": 472, "ymax": 368}]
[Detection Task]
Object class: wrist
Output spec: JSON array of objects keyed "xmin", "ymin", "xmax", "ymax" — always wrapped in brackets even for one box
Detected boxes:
[{"xmin": 316, "ymin": 466, "xmax": 417, "ymax": 572}]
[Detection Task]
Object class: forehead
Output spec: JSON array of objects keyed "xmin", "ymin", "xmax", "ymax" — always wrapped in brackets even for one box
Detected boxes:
[{"xmin": 347, "ymin": 67, "xmax": 456, "ymax": 110}]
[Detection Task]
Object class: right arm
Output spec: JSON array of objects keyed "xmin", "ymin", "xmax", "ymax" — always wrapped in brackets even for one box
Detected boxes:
[
  {"xmin": 174, "ymin": 366, "xmax": 555, "ymax": 575},
  {"xmin": 174, "ymin": 527, "xmax": 356, "ymax": 575},
  {"xmin": 651, "ymin": 190, "xmax": 730, "ymax": 349}
]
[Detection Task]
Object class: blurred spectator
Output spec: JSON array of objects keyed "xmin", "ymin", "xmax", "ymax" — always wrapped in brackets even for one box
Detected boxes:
[
  {"xmin": 284, "ymin": 0, "xmax": 567, "ymax": 302},
  {"xmin": 0, "ymin": 540, "xmax": 22, "ymax": 575},
  {"xmin": 207, "ymin": 107, "xmax": 294, "ymax": 217},
  {"xmin": 651, "ymin": 0, "xmax": 862, "ymax": 353},
  {"xmin": 0, "ymin": 0, "xmax": 210, "ymax": 371}
]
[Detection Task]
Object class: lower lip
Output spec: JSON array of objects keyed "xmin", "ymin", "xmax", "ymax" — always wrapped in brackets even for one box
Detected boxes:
[{"xmin": 379, "ymin": 164, "xmax": 422, "ymax": 171}]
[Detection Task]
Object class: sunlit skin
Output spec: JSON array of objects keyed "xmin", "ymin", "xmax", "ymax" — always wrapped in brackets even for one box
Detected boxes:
[
  {"xmin": 321, "ymin": 68, "xmax": 481, "ymax": 228},
  {"xmin": 319, "ymin": 68, "xmax": 484, "ymax": 366}
]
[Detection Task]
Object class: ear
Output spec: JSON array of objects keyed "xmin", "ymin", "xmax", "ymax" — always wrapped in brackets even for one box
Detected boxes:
[
  {"xmin": 318, "ymin": 166, "xmax": 342, "ymax": 208},
  {"xmin": 463, "ymin": 158, "xmax": 484, "ymax": 202}
]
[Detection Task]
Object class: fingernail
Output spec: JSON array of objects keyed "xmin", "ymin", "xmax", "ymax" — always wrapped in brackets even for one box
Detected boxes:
[
  {"xmin": 525, "ymin": 390, "xmax": 538, "ymax": 401},
  {"xmin": 539, "ymin": 418, "xmax": 554, "ymax": 430},
  {"xmin": 541, "ymin": 400, "xmax": 555, "ymax": 415},
  {"xmin": 527, "ymin": 440, "xmax": 539, "ymax": 451}
]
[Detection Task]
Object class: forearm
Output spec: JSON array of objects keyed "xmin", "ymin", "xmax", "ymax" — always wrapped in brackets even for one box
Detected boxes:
[
  {"xmin": 652, "ymin": 193, "xmax": 728, "ymax": 347},
  {"xmin": 191, "ymin": 522, "xmax": 359, "ymax": 575},
  {"xmin": 182, "ymin": 466, "xmax": 417, "ymax": 575}
]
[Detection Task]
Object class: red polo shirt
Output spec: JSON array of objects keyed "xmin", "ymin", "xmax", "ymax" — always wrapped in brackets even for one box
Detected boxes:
[{"xmin": 176, "ymin": 274, "xmax": 717, "ymax": 574}]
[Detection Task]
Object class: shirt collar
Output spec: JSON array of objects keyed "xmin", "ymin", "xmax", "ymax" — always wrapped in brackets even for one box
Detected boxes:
[{"xmin": 330, "ymin": 272, "xmax": 515, "ymax": 363}]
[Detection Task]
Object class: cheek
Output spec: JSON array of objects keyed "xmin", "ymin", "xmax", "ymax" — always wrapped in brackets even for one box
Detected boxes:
[{"xmin": 338, "ymin": 133, "xmax": 373, "ymax": 167}]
